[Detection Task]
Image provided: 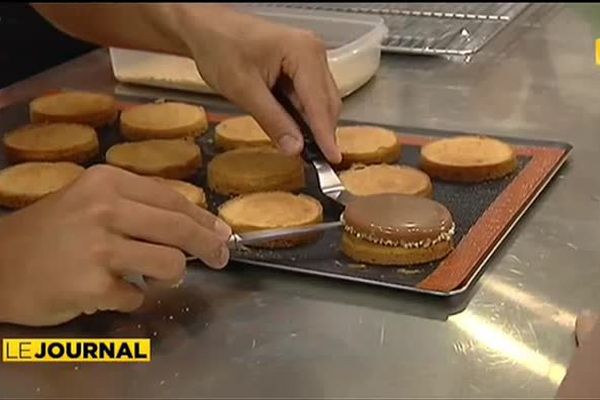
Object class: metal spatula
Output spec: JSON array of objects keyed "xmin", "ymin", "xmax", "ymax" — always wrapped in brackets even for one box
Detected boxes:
[
  {"xmin": 180, "ymin": 220, "xmax": 342, "ymax": 261},
  {"xmin": 273, "ymin": 87, "xmax": 356, "ymax": 207},
  {"xmin": 227, "ymin": 221, "xmax": 342, "ymax": 248},
  {"xmin": 128, "ymin": 221, "xmax": 343, "ymax": 289}
]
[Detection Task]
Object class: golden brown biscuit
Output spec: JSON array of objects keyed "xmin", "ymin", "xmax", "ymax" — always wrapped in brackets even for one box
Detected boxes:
[
  {"xmin": 120, "ymin": 102, "xmax": 208, "ymax": 140},
  {"xmin": 0, "ymin": 162, "xmax": 84, "ymax": 209},
  {"xmin": 29, "ymin": 91, "xmax": 117, "ymax": 127},
  {"xmin": 340, "ymin": 164, "xmax": 433, "ymax": 198},
  {"xmin": 3, "ymin": 123, "xmax": 99, "ymax": 164},
  {"xmin": 420, "ymin": 136, "xmax": 518, "ymax": 182},
  {"xmin": 207, "ymin": 147, "xmax": 305, "ymax": 195},
  {"xmin": 106, "ymin": 139, "xmax": 202, "ymax": 179},
  {"xmin": 219, "ymin": 191, "xmax": 323, "ymax": 248},
  {"xmin": 156, "ymin": 178, "xmax": 207, "ymax": 208},
  {"xmin": 336, "ymin": 125, "xmax": 402, "ymax": 169},
  {"xmin": 341, "ymin": 194, "xmax": 455, "ymax": 266},
  {"xmin": 215, "ymin": 115, "xmax": 273, "ymax": 150}
]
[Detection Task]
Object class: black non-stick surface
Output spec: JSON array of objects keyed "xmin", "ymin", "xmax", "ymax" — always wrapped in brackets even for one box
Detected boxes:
[
  {"xmin": 227, "ymin": 147, "xmax": 529, "ymax": 288},
  {"xmin": 0, "ymin": 97, "xmax": 571, "ymax": 295}
]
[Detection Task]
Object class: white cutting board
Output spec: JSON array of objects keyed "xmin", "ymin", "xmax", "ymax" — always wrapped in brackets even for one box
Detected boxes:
[{"xmin": 109, "ymin": 47, "xmax": 381, "ymax": 99}]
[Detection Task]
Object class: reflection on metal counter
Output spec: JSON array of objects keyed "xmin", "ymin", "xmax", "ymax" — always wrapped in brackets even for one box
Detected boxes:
[{"xmin": 450, "ymin": 309, "xmax": 567, "ymax": 386}]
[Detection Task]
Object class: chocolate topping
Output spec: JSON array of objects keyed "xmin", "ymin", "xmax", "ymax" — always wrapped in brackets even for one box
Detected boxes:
[{"xmin": 342, "ymin": 194, "xmax": 454, "ymax": 244}]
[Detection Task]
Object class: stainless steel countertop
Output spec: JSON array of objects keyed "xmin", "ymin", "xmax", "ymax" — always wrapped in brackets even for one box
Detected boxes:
[{"xmin": 1, "ymin": 4, "xmax": 599, "ymax": 398}]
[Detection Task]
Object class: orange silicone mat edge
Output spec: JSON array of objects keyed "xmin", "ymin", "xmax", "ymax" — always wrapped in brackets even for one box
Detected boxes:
[{"xmin": 397, "ymin": 134, "xmax": 567, "ymax": 293}]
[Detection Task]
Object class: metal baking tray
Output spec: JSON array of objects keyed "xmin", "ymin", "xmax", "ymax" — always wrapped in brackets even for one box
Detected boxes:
[
  {"xmin": 251, "ymin": 2, "xmax": 531, "ymax": 55},
  {"xmin": 0, "ymin": 93, "xmax": 571, "ymax": 297}
]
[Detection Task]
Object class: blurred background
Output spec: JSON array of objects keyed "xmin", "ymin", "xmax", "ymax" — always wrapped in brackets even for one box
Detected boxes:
[{"xmin": 0, "ymin": 3, "xmax": 97, "ymax": 89}]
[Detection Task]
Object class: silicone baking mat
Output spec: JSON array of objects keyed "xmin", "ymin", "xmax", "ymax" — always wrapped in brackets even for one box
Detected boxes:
[{"xmin": 0, "ymin": 94, "xmax": 571, "ymax": 296}]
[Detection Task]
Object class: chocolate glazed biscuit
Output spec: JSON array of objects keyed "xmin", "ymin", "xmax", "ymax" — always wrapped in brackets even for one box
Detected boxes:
[{"xmin": 341, "ymin": 194, "xmax": 455, "ymax": 266}]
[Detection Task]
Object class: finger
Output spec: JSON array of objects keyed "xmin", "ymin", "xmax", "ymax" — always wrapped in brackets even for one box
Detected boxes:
[
  {"xmin": 312, "ymin": 50, "xmax": 342, "ymax": 120},
  {"xmin": 283, "ymin": 78, "xmax": 340, "ymax": 148},
  {"xmin": 108, "ymin": 238, "xmax": 187, "ymax": 287},
  {"xmin": 280, "ymin": 77, "xmax": 343, "ymax": 158},
  {"xmin": 110, "ymin": 199, "xmax": 229, "ymax": 269},
  {"xmin": 99, "ymin": 279, "xmax": 145, "ymax": 313},
  {"xmin": 225, "ymin": 71, "xmax": 304, "ymax": 157},
  {"xmin": 292, "ymin": 59, "xmax": 342, "ymax": 164},
  {"xmin": 575, "ymin": 310, "xmax": 599, "ymax": 347},
  {"xmin": 324, "ymin": 69, "xmax": 342, "ymax": 150},
  {"xmin": 288, "ymin": 93, "xmax": 304, "ymax": 117},
  {"xmin": 323, "ymin": 61, "xmax": 342, "ymax": 121},
  {"xmin": 110, "ymin": 170, "xmax": 231, "ymax": 241},
  {"xmin": 278, "ymin": 75, "xmax": 305, "ymax": 115}
]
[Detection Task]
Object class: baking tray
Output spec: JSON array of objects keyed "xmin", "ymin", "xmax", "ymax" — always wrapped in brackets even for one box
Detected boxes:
[
  {"xmin": 0, "ymin": 93, "xmax": 571, "ymax": 297},
  {"xmin": 253, "ymin": 3, "xmax": 531, "ymax": 55}
]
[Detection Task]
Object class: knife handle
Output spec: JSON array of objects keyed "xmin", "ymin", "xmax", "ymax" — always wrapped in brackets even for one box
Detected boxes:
[{"xmin": 273, "ymin": 86, "xmax": 326, "ymax": 163}]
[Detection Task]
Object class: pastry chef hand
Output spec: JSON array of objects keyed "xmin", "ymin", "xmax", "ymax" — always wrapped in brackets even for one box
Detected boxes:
[
  {"xmin": 0, "ymin": 165, "xmax": 231, "ymax": 326},
  {"xmin": 32, "ymin": 3, "xmax": 343, "ymax": 163},
  {"xmin": 185, "ymin": 5, "xmax": 343, "ymax": 163}
]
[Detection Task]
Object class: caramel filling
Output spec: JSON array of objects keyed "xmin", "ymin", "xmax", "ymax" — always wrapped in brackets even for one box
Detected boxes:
[{"xmin": 343, "ymin": 222, "xmax": 455, "ymax": 249}]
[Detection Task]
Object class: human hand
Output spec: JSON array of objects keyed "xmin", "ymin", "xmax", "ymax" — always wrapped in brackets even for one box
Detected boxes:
[
  {"xmin": 0, "ymin": 165, "xmax": 231, "ymax": 326},
  {"xmin": 575, "ymin": 310, "xmax": 599, "ymax": 347},
  {"xmin": 182, "ymin": 5, "xmax": 342, "ymax": 163},
  {"xmin": 31, "ymin": 3, "xmax": 342, "ymax": 163}
]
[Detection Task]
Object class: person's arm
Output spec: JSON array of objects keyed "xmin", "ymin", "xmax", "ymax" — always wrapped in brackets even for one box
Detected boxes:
[
  {"xmin": 31, "ymin": 4, "xmax": 189, "ymax": 57},
  {"xmin": 32, "ymin": 3, "xmax": 342, "ymax": 163}
]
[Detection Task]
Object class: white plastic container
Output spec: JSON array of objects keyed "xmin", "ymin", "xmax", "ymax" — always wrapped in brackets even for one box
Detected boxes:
[{"xmin": 109, "ymin": 6, "xmax": 387, "ymax": 98}]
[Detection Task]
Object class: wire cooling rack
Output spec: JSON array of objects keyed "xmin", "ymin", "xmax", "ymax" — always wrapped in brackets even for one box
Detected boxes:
[{"xmin": 256, "ymin": 3, "xmax": 531, "ymax": 55}]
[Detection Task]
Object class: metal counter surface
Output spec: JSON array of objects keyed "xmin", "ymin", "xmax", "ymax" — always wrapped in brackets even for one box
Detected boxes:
[{"xmin": 0, "ymin": 4, "xmax": 599, "ymax": 398}]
